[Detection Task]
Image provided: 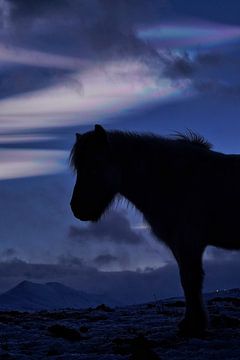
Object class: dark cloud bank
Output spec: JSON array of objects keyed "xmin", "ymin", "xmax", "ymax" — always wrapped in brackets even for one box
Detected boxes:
[
  {"xmin": 69, "ymin": 210, "xmax": 144, "ymax": 245},
  {"xmin": 0, "ymin": 254, "xmax": 239, "ymax": 305},
  {"xmin": 0, "ymin": 0, "xmax": 164, "ymax": 100},
  {"xmin": 4, "ymin": 0, "xmax": 165, "ymax": 58},
  {"xmin": 1, "ymin": 0, "xmax": 240, "ymax": 101}
]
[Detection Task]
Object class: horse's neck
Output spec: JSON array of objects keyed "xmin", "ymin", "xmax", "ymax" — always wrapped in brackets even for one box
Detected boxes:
[
  {"xmin": 120, "ymin": 159, "xmax": 148, "ymax": 213},
  {"xmin": 111, "ymin": 134, "xmax": 167, "ymax": 215}
]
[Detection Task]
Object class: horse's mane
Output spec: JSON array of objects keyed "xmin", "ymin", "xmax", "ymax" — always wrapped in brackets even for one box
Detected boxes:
[
  {"xmin": 173, "ymin": 129, "xmax": 212, "ymax": 150},
  {"xmin": 70, "ymin": 129, "xmax": 212, "ymax": 170},
  {"xmin": 107, "ymin": 129, "xmax": 212, "ymax": 153},
  {"xmin": 70, "ymin": 142, "xmax": 78, "ymax": 170}
]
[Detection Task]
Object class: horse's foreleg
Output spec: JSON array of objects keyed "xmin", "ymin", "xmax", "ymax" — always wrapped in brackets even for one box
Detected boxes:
[{"xmin": 172, "ymin": 245, "xmax": 207, "ymax": 336}]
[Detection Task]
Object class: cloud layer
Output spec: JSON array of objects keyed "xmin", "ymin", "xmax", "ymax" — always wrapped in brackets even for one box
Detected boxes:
[
  {"xmin": 69, "ymin": 210, "xmax": 145, "ymax": 245},
  {"xmin": 0, "ymin": 253, "xmax": 239, "ymax": 305}
]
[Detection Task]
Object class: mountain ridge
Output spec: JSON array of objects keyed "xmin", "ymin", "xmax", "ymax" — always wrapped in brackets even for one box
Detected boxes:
[
  {"xmin": 0, "ymin": 280, "xmax": 121, "ymax": 311},
  {"xmin": 0, "ymin": 280, "xmax": 239, "ymax": 311}
]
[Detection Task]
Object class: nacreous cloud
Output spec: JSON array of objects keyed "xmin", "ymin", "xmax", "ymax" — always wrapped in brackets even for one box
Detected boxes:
[
  {"xmin": 137, "ymin": 20, "xmax": 240, "ymax": 50},
  {"xmin": 0, "ymin": 149, "xmax": 67, "ymax": 180},
  {"xmin": 0, "ymin": 60, "xmax": 190, "ymax": 131}
]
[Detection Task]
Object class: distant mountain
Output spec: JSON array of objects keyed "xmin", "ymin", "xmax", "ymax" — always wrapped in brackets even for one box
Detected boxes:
[
  {"xmin": 0, "ymin": 281, "xmax": 238, "ymax": 311},
  {"xmin": 0, "ymin": 281, "xmax": 120, "ymax": 311}
]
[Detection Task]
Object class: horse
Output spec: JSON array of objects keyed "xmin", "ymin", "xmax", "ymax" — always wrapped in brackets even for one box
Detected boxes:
[{"xmin": 70, "ymin": 124, "xmax": 240, "ymax": 336}]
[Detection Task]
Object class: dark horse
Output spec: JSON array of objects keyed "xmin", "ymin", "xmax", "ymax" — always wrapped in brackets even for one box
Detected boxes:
[{"xmin": 70, "ymin": 124, "xmax": 240, "ymax": 336}]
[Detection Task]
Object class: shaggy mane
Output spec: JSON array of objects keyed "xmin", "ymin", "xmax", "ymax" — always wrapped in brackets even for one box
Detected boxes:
[
  {"xmin": 70, "ymin": 129, "xmax": 212, "ymax": 171},
  {"xmin": 173, "ymin": 129, "xmax": 212, "ymax": 150},
  {"xmin": 70, "ymin": 142, "xmax": 78, "ymax": 171}
]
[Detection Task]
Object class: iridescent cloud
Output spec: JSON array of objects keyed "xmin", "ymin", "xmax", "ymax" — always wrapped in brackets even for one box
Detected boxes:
[
  {"xmin": 137, "ymin": 20, "xmax": 240, "ymax": 49},
  {"xmin": 0, "ymin": 58, "xmax": 191, "ymax": 179},
  {"xmin": 0, "ymin": 149, "xmax": 67, "ymax": 180},
  {"xmin": 0, "ymin": 60, "xmax": 190, "ymax": 132},
  {"xmin": 5, "ymin": 19, "xmax": 228, "ymax": 179},
  {"xmin": 0, "ymin": 44, "xmax": 89, "ymax": 70},
  {"xmin": 0, "ymin": 134, "xmax": 56, "ymax": 144}
]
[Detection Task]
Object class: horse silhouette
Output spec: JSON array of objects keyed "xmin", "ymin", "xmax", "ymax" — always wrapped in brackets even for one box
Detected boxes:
[{"xmin": 70, "ymin": 124, "xmax": 240, "ymax": 336}]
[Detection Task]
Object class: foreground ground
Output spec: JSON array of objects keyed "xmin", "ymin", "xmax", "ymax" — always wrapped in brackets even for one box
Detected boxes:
[{"xmin": 0, "ymin": 296, "xmax": 239, "ymax": 360}]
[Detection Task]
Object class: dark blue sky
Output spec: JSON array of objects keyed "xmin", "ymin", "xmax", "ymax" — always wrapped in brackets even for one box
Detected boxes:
[{"xmin": 0, "ymin": 0, "xmax": 239, "ymax": 300}]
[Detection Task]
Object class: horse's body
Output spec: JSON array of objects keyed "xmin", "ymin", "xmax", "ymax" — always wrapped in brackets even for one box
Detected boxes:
[{"xmin": 70, "ymin": 124, "xmax": 240, "ymax": 336}]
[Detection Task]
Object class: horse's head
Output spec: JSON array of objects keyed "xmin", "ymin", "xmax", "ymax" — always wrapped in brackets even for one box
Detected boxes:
[{"xmin": 70, "ymin": 124, "xmax": 120, "ymax": 222}]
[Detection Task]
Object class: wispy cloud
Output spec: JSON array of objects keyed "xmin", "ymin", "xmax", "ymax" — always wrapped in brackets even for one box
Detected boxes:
[
  {"xmin": 0, "ymin": 149, "xmax": 67, "ymax": 180},
  {"xmin": 0, "ymin": 59, "xmax": 190, "ymax": 132},
  {"xmin": 0, "ymin": 44, "xmax": 90, "ymax": 70},
  {"xmin": 0, "ymin": 134, "xmax": 56, "ymax": 144},
  {"xmin": 69, "ymin": 210, "xmax": 145, "ymax": 245},
  {"xmin": 137, "ymin": 20, "xmax": 240, "ymax": 50}
]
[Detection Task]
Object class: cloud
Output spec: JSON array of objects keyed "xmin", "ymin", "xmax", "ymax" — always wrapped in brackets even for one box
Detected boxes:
[
  {"xmin": 162, "ymin": 53, "xmax": 195, "ymax": 79},
  {"xmin": 194, "ymin": 79, "xmax": 240, "ymax": 98},
  {"xmin": 0, "ymin": 257, "xmax": 91, "ymax": 280},
  {"xmin": 5, "ymin": 1, "xmax": 240, "ymax": 129},
  {"xmin": 0, "ymin": 58, "xmax": 189, "ymax": 134},
  {"xmin": 0, "ymin": 45, "xmax": 89, "ymax": 70},
  {"xmin": 0, "ymin": 0, "xmax": 11, "ymax": 30},
  {"xmin": 1, "ymin": 2, "xmax": 239, "ymax": 105},
  {"xmin": 0, "ymin": 149, "xmax": 67, "ymax": 180},
  {"xmin": 0, "ymin": 1, "xmax": 166, "ymax": 109},
  {"xmin": 161, "ymin": 50, "xmax": 228, "ymax": 80},
  {"xmin": 8, "ymin": 0, "xmax": 68, "ymax": 19},
  {"xmin": 0, "ymin": 65, "xmax": 72, "ymax": 99},
  {"xmin": 5, "ymin": 0, "xmax": 165, "ymax": 60},
  {"xmin": 8, "ymin": 0, "xmax": 101, "ymax": 23},
  {"xmin": 137, "ymin": 20, "xmax": 240, "ymax": 50},
  {"xmin": 69, "ymin": 210, "xmax": 145, "ymax": 245},
  {"xmin": 0, "ymin": 257, "xmax": 179, "ymax": 303},
  {"xmin": 205, "ymin": 246, "xmax": 239, "ymax": 262},
  {"xmin": 57, "ymin": 254, "xmax": 85, "ymax": 268},
  {"xmin": 93, "ymin": 254, "xmax": 118, "ymax": 266},
  {"xmin": 0, "ymin": 248, "xmax": 17, "ymax": 259},
  {"xmin": 159, "ymin": 47, "xmax": 240, "ymax": 101},
  {"xmin": 92, "ymin": 253, "xmax": 132, "ymax": 271},
  {"xmin": 8, "ymin": 0, "xmax": 165, "ymax": 29},
  {"xmin": 196, "ymin": 52, "xmax": 224, "ymax": 66},
  {"xmin": 0, "ymin": 254, "xmax": 239, "ymax": 304}
]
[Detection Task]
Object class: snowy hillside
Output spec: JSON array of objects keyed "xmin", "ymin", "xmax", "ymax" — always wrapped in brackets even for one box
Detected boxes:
[
  {"xmin": 0, "ymin": 281, "xmax": 120, "ymax": 310},
  {"xmin": 0, "ymin": 288, "xmax": 239, "ymax": 359}
]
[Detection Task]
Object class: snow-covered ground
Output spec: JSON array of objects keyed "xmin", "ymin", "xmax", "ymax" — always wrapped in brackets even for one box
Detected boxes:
[{"xmin": 0, "ymin": 292, "xmax": 239, "ymax": 359}]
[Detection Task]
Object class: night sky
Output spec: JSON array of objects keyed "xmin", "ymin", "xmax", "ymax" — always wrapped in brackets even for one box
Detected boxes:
[{"xmin": 0, "ymin": 0, "xmax": 240, "ymax": 302}]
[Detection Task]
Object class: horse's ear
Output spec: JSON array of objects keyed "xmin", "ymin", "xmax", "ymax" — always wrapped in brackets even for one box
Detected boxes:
[
  {"xmin": 94, "ymin": 124, "xmax": 107, "ymax": 144},
  {"xmin": 75, "ymin": 133, "xmax": 81, "ymax": 141}
]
